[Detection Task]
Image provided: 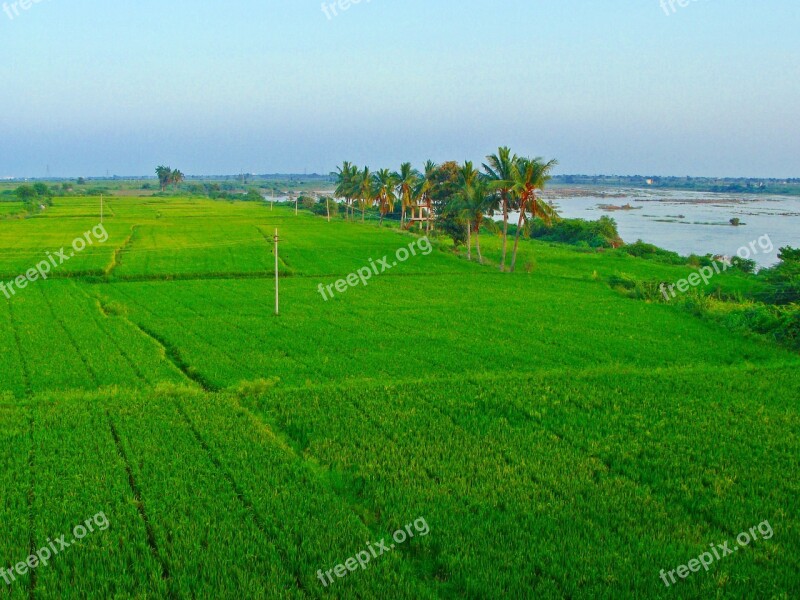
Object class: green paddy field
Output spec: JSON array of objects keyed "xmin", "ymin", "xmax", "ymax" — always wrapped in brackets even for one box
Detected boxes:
[{"xmin": 0, "ymin": 196, "xmax": 798, "ymax": 599}]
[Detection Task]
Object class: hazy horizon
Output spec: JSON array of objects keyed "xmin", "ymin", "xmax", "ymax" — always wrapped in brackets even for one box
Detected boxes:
[{"xmin": 2, "ymin": 1, "xmax": 798, "ymax": 178}]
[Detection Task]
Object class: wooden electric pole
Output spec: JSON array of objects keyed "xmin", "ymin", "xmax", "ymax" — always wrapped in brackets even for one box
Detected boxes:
[{"xmin": 274, "ymin": 228, "xmax": 280, "ymax": 316}]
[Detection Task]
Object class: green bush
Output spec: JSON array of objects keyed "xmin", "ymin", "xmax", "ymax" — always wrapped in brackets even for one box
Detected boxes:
[
  {"xmin": 618, "ymin": 240, "xmax": 686, "ymax": 265},
  {"xmin": 529, "ymin": 216, "xmax": 622, "ymax": 248}
]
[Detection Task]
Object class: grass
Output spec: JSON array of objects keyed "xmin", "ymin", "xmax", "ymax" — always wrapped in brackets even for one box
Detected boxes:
[{"xmin": 0, "ymin": 196, "xmax": 797, "ymax": 598}]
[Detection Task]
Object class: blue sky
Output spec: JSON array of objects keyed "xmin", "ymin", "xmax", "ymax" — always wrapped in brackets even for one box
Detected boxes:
[{"xmin": 0, "ymin": 0, "xmax": 797, "ymax": 177}]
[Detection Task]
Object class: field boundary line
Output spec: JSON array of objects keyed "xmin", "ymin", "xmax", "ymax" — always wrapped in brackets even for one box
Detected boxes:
[
  {"xmin": 26, "ymin": 410, "xmax": 36, "ymax": 600},
  {"xmin": 37, "ymin": 285, "xmax": 100, "ymax": 387},
  {"xmin": 105, "ymin": 225, "xmax": 138, "ymax": 277},
  {"xmin": 6, "ymin": 297, "xmax": 32, "ymax": 395},
  {"xmin": 106, "ymin": 282, "xmax": 254, "ymax": 388},
  {"xmin": 68, "ymin": 282, "xmax": 149, "ymax": 384},
  {"xmin": 135, "ymin": 323, "xmax": 218, "ymax": 391},
  {"xmin": 107, "ymin": 414, "xmax": 173, "ymax": 593},
  {"xmin": 173, "ymin": 400, "xmax": 306, "ymax": 592}
]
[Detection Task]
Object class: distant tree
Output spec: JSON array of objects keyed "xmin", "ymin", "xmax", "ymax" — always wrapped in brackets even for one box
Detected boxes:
[
  {"xmin": 730, "ymin": 218, "xmax": 741, "ymax": 226},
  {"xmin": 778, "ymin": 247, "xmax": 800, "ymax": 263},
  {"xmin": 355, "ymin": 166, "xmax": 374, "ymax": 222},
  {"xmin": 448, "ymin": 165, "xmax": 497, "ymax": 263},
  {"xmin": 156, "ymin": 166, "xmax": 171, "ymax": 191},
  {"xmin": 32, "ymin": 183, "xmax": 52, "ymax": 201},
  {"xmin": 394, "ymin": 162, "xmax": 420, "ymax": 228},
  {"xmin": 245, "ymin": 189, "xmax": 264, "ymax": 202},
  {"xmin": 509, "ymin": 156, "xmax": 559, "ymax": 272},
  {"xmin": 170, "ymin": 169, "xmax": 185, "ymax": 189},
  {"xmin": 14, "ymin": 185, "xmax": 37, "ymax": 203},
  {"xmin": 373, "ymin": 169, "xmax": 398, "ymax": 226},
  {"xmin": 76, "ymin": 177, "xmax": 86, "ymax": 185},
  {"xmin": 333, "ymin": 161, "xmax": 358, "ymax": 220},
  {"xmin": 483, "ymin": 147, "xmax": 517, "ymax": 271}
]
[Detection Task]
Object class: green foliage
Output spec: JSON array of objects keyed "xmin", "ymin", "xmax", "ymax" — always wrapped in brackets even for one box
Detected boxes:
[
  {"xmin": 529, "ymin": 216, "xmax": 622, "ymax": 248},
  {"xmin": 245, "ymin": 189, "xmax": 265, "ymax": 202},
  {"xmin": 617, "ymin": 240, "xmax": 686, "ymax": 265},
  {"xmin": 14, "ymin": 183, "xmax": 53, "ymax": 213}
]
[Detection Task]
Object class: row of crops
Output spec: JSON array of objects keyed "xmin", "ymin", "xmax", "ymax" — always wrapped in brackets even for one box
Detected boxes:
[
  {"xmin": 0, "ymin": 281, "xmax": 185, "ymax": 396},
  {"xmin": 1, "ymin": 367, "xmax": 797, "ymax": 598},
  {"xmin": 93, "ymin": 273, "xmax": 794, "ymax": 393}
]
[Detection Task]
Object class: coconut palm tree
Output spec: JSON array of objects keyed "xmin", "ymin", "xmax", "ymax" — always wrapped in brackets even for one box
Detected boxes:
[
  {"xmin": 355, "ymin": 166, "xmax": 374, "ymax": 222},
  {"xmin": 333, "ymin": 161, "xmax": 358, "ymax": 220},
  {"xmin": 509, "ymin": 156, "xmax": 559, "ymax": 272},
  {"xmin": 450, "ymin": 163, "xmax": 497, "ymax": 263},
  {"xmin": 170, "ymin": 169, "xmax": 185, "ymax": 189},
  {"xmin": 373, "ymin": 169, "xmax": 398, "ymax": 226},
  {"xmin": 483, "ymin": 147, "xmax": 517, "ymax": 272},
  {"xmin": 394, "ymin": 162, "xmax": 420, "ymax": 228},
  {"xmin": 412, "ymin": 160, "xmax": 438, "ymax": 233}
]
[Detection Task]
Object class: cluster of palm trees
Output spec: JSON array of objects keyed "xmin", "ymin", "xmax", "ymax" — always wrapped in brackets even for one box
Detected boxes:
[
  {"xmin": 155, "ymin": 166, "xmax": 186, "ymax": 191},
  {"xmin": 333, "ymin": 160, "xmax": 439, "ymax": 228},
  {"xmin": 332, "ymin": 147, "xmax": 558, "ymax": 273}
]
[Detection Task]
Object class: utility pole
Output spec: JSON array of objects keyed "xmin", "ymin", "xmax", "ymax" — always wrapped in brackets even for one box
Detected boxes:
[
  {"xmin": 326, "ymin": 194, "xmax": 330, "ymax": 222},
  {"xmin": 295, "ymin": 196, "xmax": 298, "ymax": 216},
  {"xmin": 274, "ymin": 228, "xmax": 280, "ymax": 316}
]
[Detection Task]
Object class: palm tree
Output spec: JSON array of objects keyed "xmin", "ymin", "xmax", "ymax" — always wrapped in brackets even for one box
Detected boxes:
[
  {"xmin": 333, "ymin": 161, "xmax": 358, "ymax": 220},
  {"xmin": 394, "ymin": 162, "xmax": 420, "ymax": 228},
  {"xmin": 451, "ymin": 163, "xmax": 496, "ymax": 263},
  {"xmin": 156, "ymin": 165, "xmax": 171, "ymax": 191},
  {"xmin": 170, "ymin": 169, "xmax": 185, "ymax": 189},
  {"xmin": 483, "ymin": 147, "xmax": 516, "ymax": 271},
  {"xmin": 412, "ymin": 160, "xmax": 437, "ymax": 233},
  {"xmin": 355, "ymin": 166, "xmax": 374, "ymax": 223},
  {"xmin": 509, "ymin": 156, "xmax": 559, "ymax": 272},
  {"xmin": 373, "ymin": 169, "xmax": 398, "ymax": 226}
]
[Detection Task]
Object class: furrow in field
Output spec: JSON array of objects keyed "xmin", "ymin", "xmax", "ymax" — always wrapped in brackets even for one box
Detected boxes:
[
  {"xmin": 107, "ymin": 389, "xmax": 302, "ymax": 597},
  {"xmin": 104, "ymin": 225, "xmax": 138, "ymax": 277},
  {"xmin": 36, "ymin": 286, "xmax": 100, "ymax": 387},
  {"xmin": 172, "ymin": 401, "xmax": 306, "ymax": 592},
  {"xmin": 107, "ymin": 416, "xmax": 172, "ymax": 589},
  {"xmin": 1, "ymin": 297, "xmax": 30, "ymax": 396},
  {"xmin": 29, "ymin": 395, "xmax": 165, "ymax": 598},
  {"xmin": 104, "ymin": 283, "xmax": 251, "ymax": 389},
  {"xmin": 26, "ymin": 412, "xmax": 36, "ymax": 600},
  {"xmin": 8, "ymin": 289, "xmax": 94, "ymax": 392},
  {"xmin": 177, "ymin": 391, "xmax": 439, "ymax": 598},
  {"xmin": 0, "ymin": 404, "xmax": 33, "ymax": 600}
]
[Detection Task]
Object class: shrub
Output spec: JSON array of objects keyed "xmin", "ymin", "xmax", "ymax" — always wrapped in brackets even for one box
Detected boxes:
[
  {"xmin": 529, "ymin": 216, "xmax": 622, "ymax": 248},
  {"xmin": 618, "ymin": 240, "xmax": 685, "ymax": 265}
]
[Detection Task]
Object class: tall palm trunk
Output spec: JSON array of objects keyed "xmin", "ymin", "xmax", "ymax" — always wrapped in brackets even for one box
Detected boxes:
[
  {"xmin": 466, "ymin": 222, "xmax": 472, "ymax": 261},
  {"xmin": 500, "ymin": 194, "xmax": 508, "ymax": 271},
  {"xmin": 509, "ymin": 204, "xmax": 525, "ymax": 273},
  {"xmin": 475, "ymin": 217, "xmax": 483, "ymax": 264}
]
